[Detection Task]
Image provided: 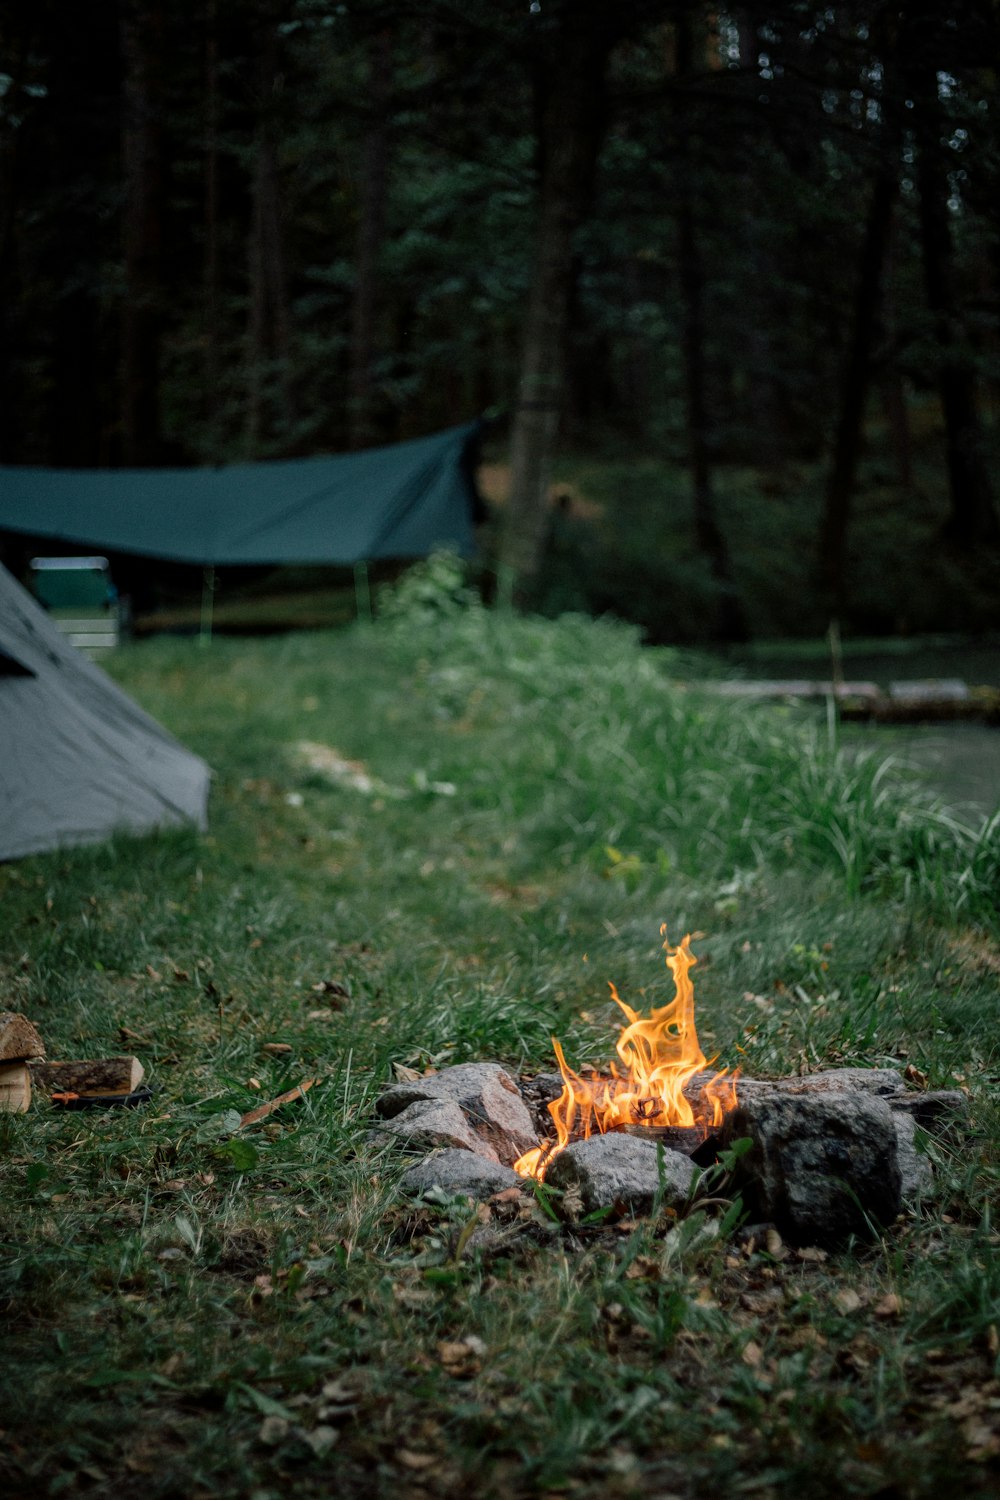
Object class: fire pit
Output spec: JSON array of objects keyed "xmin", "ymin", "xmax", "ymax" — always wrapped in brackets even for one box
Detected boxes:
[{"xmin": 374, "ymin": 928, "xmax": 969, "ymax": 1247}]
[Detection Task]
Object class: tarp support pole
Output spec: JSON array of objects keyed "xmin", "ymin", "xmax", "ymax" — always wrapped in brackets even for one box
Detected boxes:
[
  {"xmin": 354, "ymin": 560, "xmax": 372, "ymax": 624},
  {"xmin": 199, "ymin": 566, "xmax": 216, "ymax": 646}
]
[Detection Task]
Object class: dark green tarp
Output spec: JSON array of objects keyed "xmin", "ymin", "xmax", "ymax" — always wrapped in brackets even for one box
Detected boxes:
[{"xmin": 0, "ymin": 423, "xmax": 480, "ymax": 565}]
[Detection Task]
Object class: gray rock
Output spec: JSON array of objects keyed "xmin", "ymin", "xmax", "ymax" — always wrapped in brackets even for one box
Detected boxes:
[
  {"xmin": 376, "ymin": 1062, "xmax": 536, "ymax": 1164},
  {"xmin": 892, "ymin": 1111, "xmax": 934, "ymax": 1201},
  {"xmin": 546, "ymin": 1132, "xmax": 695, "ymax": 1217},
  {"xmin": 725, "ymin": 1089, "xmax": 903, "ymax": 1244},
  {"xmin": 400, "ymin": 1149, "xmax": 522, "ymax": 1198},
  {"xmin": 378, "ymin": 1098, "xmax": 500, "ymax": 1162},
  {"xmin": 888, "ymin": 1089, "xmax": 969, "ymax": 1134}
]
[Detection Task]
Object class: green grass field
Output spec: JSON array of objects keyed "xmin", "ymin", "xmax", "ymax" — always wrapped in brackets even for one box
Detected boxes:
[{"xmin": 3, "ymin": 576, "xmax": 999, "ymax": 1499}]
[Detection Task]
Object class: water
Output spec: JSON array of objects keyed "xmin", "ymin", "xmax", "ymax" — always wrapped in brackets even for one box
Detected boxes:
[{"xmin": 715, "ymin": 637, "xmax": 1000, "ymax": 821}]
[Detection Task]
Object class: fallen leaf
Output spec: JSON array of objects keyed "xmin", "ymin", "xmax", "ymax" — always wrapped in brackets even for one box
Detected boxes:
[
  {"xmin": 258, "ymin": 1415, "xmax": 288, "ymax": 1446},
  {"xmin": 437, "ymin": 1336, "xmax": 486, "ymax": 1376},
  {"xmin": 796, "ymin": 1246, "xmax": 828, "ymax": 1264},
  {"xmin": 262, "ymin": 1042, "xmax": 292, "ymax": 1056},
  {"xmin": 303, "ymin": 1425, "xmax": 338, "ymax": 1457},
  {"xmin": 312, "ymin": 979, "xmax": 351, "ymax": 999},
  {"xmin": 964, "ymin": 1421, "xmax": 1000, "ymax": 1461},
  {"xmin": 766, "ymin": 1227, "xmax": 788, "ymax": 1260},
  {"xmin": 833, "ymin": 1288, "xmax": 863, "ymax": 1315},
  {"xmin": 398, "ymin": 1450, "xmax": 437, "ymax": 1471},
  {"xmin": 742, "ymin": 1340, "xmax": 764, "ymax": 1368},
  {"xmin": 624, "ymin": 1255, "xmax": 661, "ymax": 1282},
  {"xmin": 320, "ymin": 1378, "xmax": 357, "ymax": 1405},
  {"xmin": 392, "ymin": 1063, "xmax": 423, "ymax": 1083},
  {"xmin": 873, "ymin": 1292, "xmax": 902, "ymax": 1319}
]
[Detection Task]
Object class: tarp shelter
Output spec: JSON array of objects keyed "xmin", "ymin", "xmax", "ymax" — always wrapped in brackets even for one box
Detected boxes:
[
  {"xmin": 0, "ymin": 422, "xmax": 482, "ymax": 565},
  {"xmin": 0, "ymin": 563, "xmax": 210, "ymax": 861}
]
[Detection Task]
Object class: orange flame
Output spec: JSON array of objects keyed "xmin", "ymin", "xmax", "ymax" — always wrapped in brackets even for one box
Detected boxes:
[{"xmin": 515, "ymin": 928, "xmax": 737, "ymax": 1179}]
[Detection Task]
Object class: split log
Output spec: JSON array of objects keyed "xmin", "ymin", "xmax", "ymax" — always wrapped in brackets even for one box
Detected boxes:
[
  {"xmin": 0, "ymin": 1012, "xmax": 45, "ymax": 1062},
  {"xmin": 31, "ymin": 1056, "xmax": 144, "ymax": 1097},
  {"xmin": 0, "ymin": 1063, "xmax": 32, "ymax": 1113}
]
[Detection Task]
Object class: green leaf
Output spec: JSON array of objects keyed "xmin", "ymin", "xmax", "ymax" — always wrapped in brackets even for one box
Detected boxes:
[
  {"xmin": 215, "ymin": 1137, "xmax": 259, "ymax": 1172},
  {"xmin": 236, "ymin": 1383, "xmax": 297, "ymax": 1422}
]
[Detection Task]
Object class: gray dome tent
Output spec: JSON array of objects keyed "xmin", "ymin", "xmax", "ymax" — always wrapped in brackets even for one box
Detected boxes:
[{"xmin": 0, "ymin": 563, "xmax": 209, "ymax": 861}]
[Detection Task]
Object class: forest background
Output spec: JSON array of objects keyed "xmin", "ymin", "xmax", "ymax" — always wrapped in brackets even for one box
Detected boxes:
[{"xmin": 1, "ymin": 0, "xmax": 999, "ymax": 643}]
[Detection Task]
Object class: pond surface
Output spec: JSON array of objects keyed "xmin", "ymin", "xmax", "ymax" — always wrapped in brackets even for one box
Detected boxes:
[
  {"xmin": 714, "ymin": 637, "xmax": 1000, "ymax": 822},
  {"xmin": 845, "ymin": 723, "xmax": 999, "ymax": 821}
]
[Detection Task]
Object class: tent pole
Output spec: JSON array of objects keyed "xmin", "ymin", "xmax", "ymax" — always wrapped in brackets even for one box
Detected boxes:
[
  {"xmin": 354, "ymin": 560, "xmax": 372, "ymax": 624},
  {"xmin": 199, "ymin": 566, "xmax": 216, "ymax": 646}
]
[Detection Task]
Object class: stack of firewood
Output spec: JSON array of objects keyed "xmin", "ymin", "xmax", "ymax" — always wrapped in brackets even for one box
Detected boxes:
[
  {"xmin": 0, "ymin": 1011, "xmax": 144, "ymax": 1110},
  {"xmin": 0, "ymin": 1012, "xmax": 46, "ymax": 1111}
]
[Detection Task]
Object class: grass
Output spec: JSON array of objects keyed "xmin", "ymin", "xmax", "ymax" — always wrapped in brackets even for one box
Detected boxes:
[{"xmin": 2, "ymin": 582, "xmax": 1000, "ymax": 1499}]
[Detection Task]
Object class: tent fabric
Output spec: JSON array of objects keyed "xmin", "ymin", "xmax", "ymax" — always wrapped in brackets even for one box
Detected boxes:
[
  {"xmin": 0, "ymin": 423, "xmax": 481, "ymax": 566},
  {"xmin": 0, "ymin": 564, "xmax": 210, "ymax": 861}
]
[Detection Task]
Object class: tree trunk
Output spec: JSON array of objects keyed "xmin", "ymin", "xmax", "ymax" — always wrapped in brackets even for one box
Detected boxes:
[
  {"xmin": 203, "ymin": 0, "xmax": 222, "ymax": 453},
  {"xmin": 881, "ymin": 207, "xmax": 913, "ymax": 491},
  {"xmin": 674, "ymin": 14, "xmax": 746, "ymax": 641},
  {"xmin": 244, "ymin": 23, "xmax": 293, "ymax": 456},
  {"xmin": 120, "ymin": 0, "xmax": 165, "ymax": 466},
  {"xmin": 499, "ymin": 9, "xmax": 613, "ymax": 603},
  {"xmin": 817, "ymin": 173, "xmax": 898, "ymax": 604},
  {"xmin": 348, "ymin": 30, "xmax": 392, "ymax": 452},
  {"xmin": 904, "ymin": 25, "xmax": 998, "ymax": 545}
]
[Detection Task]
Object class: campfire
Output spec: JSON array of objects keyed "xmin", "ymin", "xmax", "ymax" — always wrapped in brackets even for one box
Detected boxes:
[
  {"xmin": 374, "ymin": 923, "xmax": 969, "ymax": 1246},
  {"xmin": 514, "ymin": 928, "xmax": 738, "ymax": 1180}
]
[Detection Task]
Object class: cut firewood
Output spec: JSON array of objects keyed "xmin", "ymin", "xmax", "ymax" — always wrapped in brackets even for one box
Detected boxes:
[
  {"xmin": 31, "ymin": 1056, "xmax": 144, "ymax": 1096},
  {"xmin": 238, "ymin": 1078, "xmax": 315, "ymax": 1129},
  {"xmin": 0, "ymin": 1062, "xmax": 32, "ymax": 1113},
  {"xmin": 0, "ymin": 1012, "xmax": 45, "ymax": 1063}
]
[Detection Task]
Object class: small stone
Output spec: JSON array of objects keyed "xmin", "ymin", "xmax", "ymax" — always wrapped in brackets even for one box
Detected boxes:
[
  {"xmin": 378, "ymin": 1099, "xmax": 500, "ymax": 1162},
  {"xmin": 375, "ymin": 1062, "xmax": 536, "ymax": 1163},
  {"xmin": 546, "ymin": 1133, "xmax": 695, "ymax": 1216},
  {"xmin": 401, "ymin": 1149, "xmax": 522, "ymax": 1198}
]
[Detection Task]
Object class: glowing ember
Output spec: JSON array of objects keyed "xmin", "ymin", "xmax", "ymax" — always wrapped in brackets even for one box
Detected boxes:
[{"xmin": 515, "ymin": 927, "xmax": 737, "ymax": 1179}]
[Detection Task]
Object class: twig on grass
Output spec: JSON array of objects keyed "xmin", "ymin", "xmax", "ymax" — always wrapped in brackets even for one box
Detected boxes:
[{"xmin": 238, "ymin": 1079, "xmax": 315, "ymax": 1129}]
